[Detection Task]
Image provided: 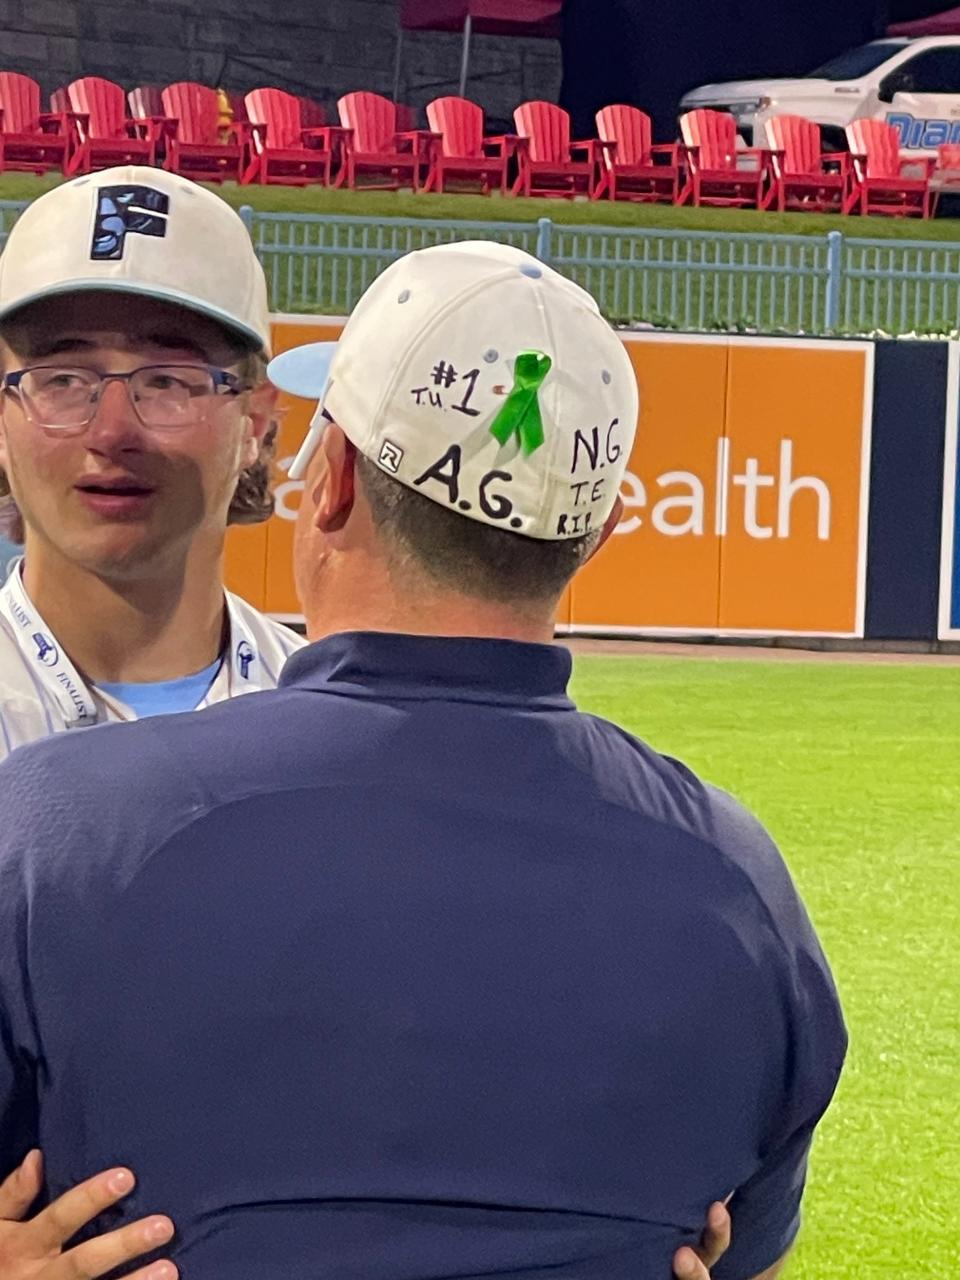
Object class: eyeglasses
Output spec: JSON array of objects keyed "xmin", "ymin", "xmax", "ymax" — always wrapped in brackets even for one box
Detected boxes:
[{"xmin": 1, "ymin": 364, "xmax": 246, "ymax": 433}]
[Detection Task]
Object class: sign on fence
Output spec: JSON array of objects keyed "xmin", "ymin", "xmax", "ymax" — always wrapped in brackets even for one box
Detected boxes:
[
  {"xmin": 226, "ymin": 319, "xmax": 874, "ymax": 637},
  {"xmin": 571, "ymin": 334, "xmax": 872, "ymax": 636}
]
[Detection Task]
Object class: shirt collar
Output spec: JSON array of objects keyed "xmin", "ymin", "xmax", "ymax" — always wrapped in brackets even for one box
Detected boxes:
[{"xmin": 280, "ymin": 631, "xmax": 574, "ymax": 709}]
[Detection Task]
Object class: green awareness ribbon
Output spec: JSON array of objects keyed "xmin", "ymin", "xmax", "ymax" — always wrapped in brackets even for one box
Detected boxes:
[{"xmin": 488, "ymin": 351, "xmax": 552, "ymax": 457}]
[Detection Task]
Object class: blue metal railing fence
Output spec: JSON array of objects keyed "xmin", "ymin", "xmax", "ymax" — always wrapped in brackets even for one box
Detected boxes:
[{"xmin": 4, "ymin": 197, "xmax": 960, "ymax": 337}]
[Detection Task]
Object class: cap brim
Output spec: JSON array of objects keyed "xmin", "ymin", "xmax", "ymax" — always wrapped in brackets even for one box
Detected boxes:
[
  {"xmin": 0, "ymin": 280, "xmax": 269, "ymax": 355},
  {"xmin": 267, "ymin": 342, "xmax": 337, "ymax": 399}
]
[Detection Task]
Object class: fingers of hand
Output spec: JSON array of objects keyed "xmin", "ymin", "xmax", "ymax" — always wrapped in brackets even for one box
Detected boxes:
[
  {"xmin": 673, "ymin": 1244, "xmax": 709, "ymax": 1280},
  {"xmin": 0, "ymin": 1150, "xmax": 44, "ymax": 1221},
  {"xmin": 699, "ymin": 1201, "xmax": 732, "ymax": 1265},
  {"xmin": 29, "ymin": 1168, "xmax": 136, "ymax": 1255},
  {"xmin": 52, "ymin": 1214, "xmax": 174, "ymax": 1280},
  {"xmin": 124, "ymin": 1263, "xmax": 178, "ymax": 1280}
]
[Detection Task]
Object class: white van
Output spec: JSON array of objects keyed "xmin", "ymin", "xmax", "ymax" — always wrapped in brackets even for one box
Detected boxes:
[{"xmin": 678, "ymin": 36, "xmax": 960, "ymax": 154}]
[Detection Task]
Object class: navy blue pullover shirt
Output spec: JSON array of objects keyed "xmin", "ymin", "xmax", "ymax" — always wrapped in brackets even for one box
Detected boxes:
[{"xmin": 0, "ymin": 632, "xmax": 846, "ymax": 1280}]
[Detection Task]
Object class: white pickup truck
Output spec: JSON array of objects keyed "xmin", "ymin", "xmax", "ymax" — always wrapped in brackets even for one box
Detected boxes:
[{"xmin": 678, "ymin": 36, "xmax": 960, "ymax": 154}]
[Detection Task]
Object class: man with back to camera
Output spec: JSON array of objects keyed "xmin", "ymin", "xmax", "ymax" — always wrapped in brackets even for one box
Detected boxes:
[
  {"xmin": 0, "ymin": 165, "xmax": 304, "ymax": 760},
  {"xmin": 0, "ymin": 240, "xmax": 845, "ymax": 1280},
  {"xmin": 0, "ymin": 181, "xmax": 729, "ymax": 1280}
]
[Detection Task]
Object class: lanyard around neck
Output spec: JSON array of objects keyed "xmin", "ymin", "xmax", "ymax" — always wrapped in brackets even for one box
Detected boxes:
[
  {"xmin": 0, "ymin": 563, "xmax": 99, "ymax": 726},
  {"xmin": 0, "ymin": 565, "xmax": 267, "ymax": 723}
]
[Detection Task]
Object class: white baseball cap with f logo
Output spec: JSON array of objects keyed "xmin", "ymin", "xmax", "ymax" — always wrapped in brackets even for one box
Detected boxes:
[{"xmin": 0, "ymin": 166, "xmax": 271, "ymax": 354}]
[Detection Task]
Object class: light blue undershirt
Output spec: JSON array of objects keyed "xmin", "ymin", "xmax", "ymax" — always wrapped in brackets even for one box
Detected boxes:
[{"xmin": 95, "ymin": 657, "xmax": 223, "ymax": 719}]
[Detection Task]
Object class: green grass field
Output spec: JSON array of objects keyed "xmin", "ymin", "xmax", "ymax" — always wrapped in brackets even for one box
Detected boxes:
[
  {"xmin": 3, "ymin": 170, "xmax": 960, "ymax": 241},
  {"xmin": 568, "ymin": 653, "xmax": 959, "ymax": 1280}
]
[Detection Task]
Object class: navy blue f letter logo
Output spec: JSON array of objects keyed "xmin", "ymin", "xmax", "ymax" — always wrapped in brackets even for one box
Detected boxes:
[{"xmin": 91, "ymin": 185, "xmax": 170, "ymax": 261}]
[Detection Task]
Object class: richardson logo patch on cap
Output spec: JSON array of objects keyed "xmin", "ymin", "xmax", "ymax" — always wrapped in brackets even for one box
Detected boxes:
[{"xmin": 91, "ymin": 185, "xmax": 170, "ymax": 262}]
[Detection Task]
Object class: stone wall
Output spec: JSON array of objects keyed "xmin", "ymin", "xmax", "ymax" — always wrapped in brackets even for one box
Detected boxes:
[{"xmin": 0, "ymin": 0, "xmax": 561, "ymax": 131}]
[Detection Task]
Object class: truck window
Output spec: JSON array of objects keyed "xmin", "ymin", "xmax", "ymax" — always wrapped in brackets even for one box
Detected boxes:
[
  {"xmin": 892, "ymin": 47, "xmax": 960, "ymax": 94},
  {"xmin": 805, "ymin": 41, "xmax": 908, "ymax": 81}
]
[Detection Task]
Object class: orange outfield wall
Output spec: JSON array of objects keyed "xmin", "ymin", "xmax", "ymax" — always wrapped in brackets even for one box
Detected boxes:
[{"xmin": 226, "ymin": 322, "xmax": 872, "ymax": 638}]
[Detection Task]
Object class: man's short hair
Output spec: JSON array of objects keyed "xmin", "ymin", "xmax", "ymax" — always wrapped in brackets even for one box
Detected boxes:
[{"xmin": 356, "ymin": 453, "xmax": 601, "ymax": 604}]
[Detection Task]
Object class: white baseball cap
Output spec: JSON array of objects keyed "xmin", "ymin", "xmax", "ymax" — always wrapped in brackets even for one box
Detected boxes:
[
  {"xmin": 268, "ymin": 240, "xmax": 638, "ymax": 541},
  {"xmin": 0, "ymin": 166, "xmax": 271, "ymax": 354}
]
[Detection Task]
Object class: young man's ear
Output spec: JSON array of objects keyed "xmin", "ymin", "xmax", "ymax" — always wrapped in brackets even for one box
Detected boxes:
[
  {"xmin": 311, "ymin": 424, "xmax": 357, "ymax": 534},
  {"xmin": 0, "ymin": 405, "xmax": 10, "ymax": 471},
  {"xmin": 239, "ymin": 382, "xmax": 279, "ymax": 469}
]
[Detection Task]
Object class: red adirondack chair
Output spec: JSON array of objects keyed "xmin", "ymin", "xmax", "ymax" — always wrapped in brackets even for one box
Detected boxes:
[
  {"xmin": 128, "ymin": 85, "xmax": 164, "ymax": 121},
  {"xmin": 298, "ymin": 96, "xmax": 326, "ymax": 128},
  {"xmin": 594, "ymin": 104, "xmax": 678, "ymax": 203},
  {"xmin": 513, "ymin": 101, "xmax": 599, "ymax": 199},
  {"xmin": 846, "ymin": 118, "xmax": 935, "ymax": 218},
  {"xmin": 161, "ymin": 82, "xmax": 252, "ymax": 183},
  {"xmin": 935, "ymin": 142, "xmax": 960, "ymax": 201},
  {"xmin": 423, "ymin": 96, "xmax": 512, "ymax": 194},
  {"xmin": 244, "ymin": 87, "xmax": 334, "ymax": 186},
  {"xmin": 678, "ymin": 109, "xmax": 774, "ymax": 209},
  {"xmin": 0, "ymin": 71, "xmax": 70, "ymax": 175},
  {"xmin": 127, "ymin": 85, "xmax": 174, "ymax": 163},
  {"xmin": 336, "ymin": 91, "xmax": 424, "ymax": 191},
  {"xmin": 65, "ymin": 76, "xmax": 159, "ymax": 174},
  {"xmin": 764, "ymin": 116, "xmax": 858, "ymax": 214}
]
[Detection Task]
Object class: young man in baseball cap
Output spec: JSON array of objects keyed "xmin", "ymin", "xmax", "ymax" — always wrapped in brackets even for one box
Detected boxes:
[
  {"xmin": 0, "ymin": 167, "xmax": 303, "ymax": 760},
  {"xmin": 0, "ymin": 241, "xmax": 844, "ymax": 1280}
]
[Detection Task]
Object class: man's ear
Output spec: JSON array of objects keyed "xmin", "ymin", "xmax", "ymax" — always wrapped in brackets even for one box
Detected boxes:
[
  {"xmin": 239, "ymin": 382, "xmax": 278, "ymax": 469},
  {"xmin": 0, "ymin": 392, "xmax": 10, "ymax": 471},
  {"xmin": 585, "ymin": 493, "xmax": 624, "ymax": 565},
  {"xmin": 311, "ymin": 424, "xmax": 357, "ymax": 534}
]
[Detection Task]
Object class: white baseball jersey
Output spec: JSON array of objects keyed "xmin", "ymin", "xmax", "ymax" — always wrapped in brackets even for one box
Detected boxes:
[{"xmin": 0, "ymin": 561, "xmax": 305, "ymax": 761}]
